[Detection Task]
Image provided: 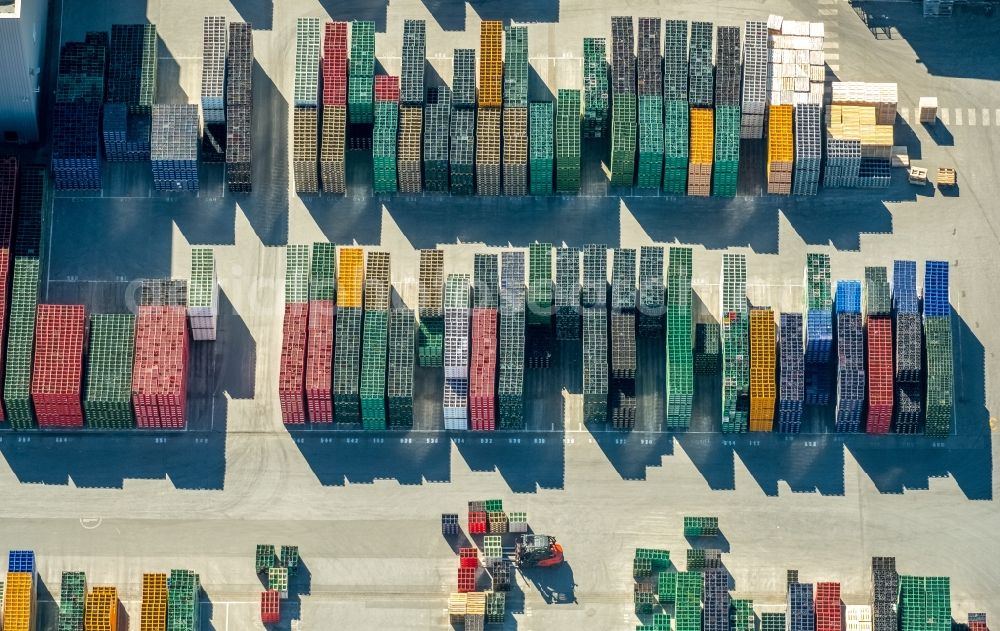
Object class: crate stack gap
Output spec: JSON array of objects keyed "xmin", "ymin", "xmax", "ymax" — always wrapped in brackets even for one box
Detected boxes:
[
  {"xmin": 477, "ymin": 21, "xmax": 503, "ymax": 196},
  {"xmin": 334, "ymin": 247, "xmax": 364, "ymax": 423},
  {"xmin": 636, "ymin": 18, "xmax": 663, "ymax": 189},
  {"xmin": 388, "ymin": 306, "xmax": 415, "ymax": 428},
  {"xmin": 423, "ymin": 86, "xmax": 451, "ymax": 192},
  {"xmin": 923, "ymin": 260, "xmax": 953, "ymax": 437},
  {"xmin": 293, "ymin": 17, "xmax": 320, "ymax": 193},
  {"xmin": 151, "ymin": 104, "xmax": 199, "ymax": 192},
  {"xmin": 373, "ymin": 75, "xmax": 400, "ymax": 194},
  {"xmin": 104, "ymin": 24, "xmax": 156, "ymax": 162},
  {"xmin": 864, "ymin": 266, "xmax": 893, "ymax": 434},
  {"xmin": 444, "ymin": 273, "xmax": 471, "ymax": 429},
  {"xmin": 662, "ymin": 20, "xmax": 689, "ymax": 194},
  {"xmin": 713, "ymin": 25, "xmax": 741, "ymax": 197},
  {"xmin": 555, "ymin": 247, "xmax": 580, "ymax": 340},
  {"xmin": 740, "ymin": 20, "xmax": 767, "ymax": 139},
  {"xmin": 792, "ymin": 103, "xmax": 821, "ymax": 195},
  {"xmin": 637, "ymin": 246, "xmax": 664, "ymax": 337},
  {"xmin": 306, "ymin": 242, "xmax": 335, "ymax": 423},
  {"xmin": 201, "ymin": 16, "xmax": 227, "ymax": 164},
  {"xmin": 398, "ymin": 19, "xmax": 425, "ymax": 193},
  {"xmin": 526, "ymin": 243, "xmax": 554, "ymax": 368},
  {"xmin": 418, "ymin": 249, "xmax": 445, "ymax": 367},
  {"xmin": 133, "ymin": 304, "xmax": 189, "ymax": 429},
  {"xmin": 503, "ymin": 26, "xmax": 528, "ymax": 196},
  {"xmin": 777, "ymin": 312, "xmax": 804, "ymax": 432},
  {"xmin": 556, "ymin": 90, "xmax": 581, "ymax": 193},
  {"xmin": 361, "ymin": 251, "xmax": 391, "ymax": 429},
  {"xmin": 84, "ymin": 314, "xmax": 136, "ymax": 428},
  {"xmin": 582, "ymin": 244, "xmax": 609, "ymax": 424},
  {"xmin": 835, "ymin": 280, "xmax": 865, "ymax": 432},
  {"xmin": 666, "ymin": 247, "xmax": 693, "ymax": 429},
  {"xmin": 349, "ymin": 20, "xmax": 376, "ymax": 132},
  {"xmin": 450, "ymin": 49, "xmax": 476, "ymax": 194},
  {"xmin": 321, "ymin": 21, "xmax": 348, "ymax": 194},
  {"xmin": 499, "ymin": 251, "xmax": 526, "ymax": 428},
  {"xmin": 610, "ymin": 17, "xmax": 637, "ymax": 187},
  {"xmin": 278, "ymin": 245, "xmax": 310, "ymax": 424},
  {"xmin": 720, "ymin": 253, "xmax": 749, "ymax": 433},
  {"xmin": 32, "ymin": 304, "xmax": 86, "ymax": 428},
  {"xmin": 471, "ymin": 254, "xmax": 499, "ymax": 429},
  {"xmin": 529, "ymin": 101, "xmax": 554, "ymax": 195},
  {"xmin": 4, "ymin": 257, "xmax": 40, "ymax": 428},
  {"xmin": 892, "ymin": 260, "xmax": 921, "ymax": 432},
  {"xmin": 583, "ymin": 38, "xmax": 608, "ymax": 139},
  {"xmin": 749, "ymin": 307, "xmax": 775, "ymax": 431},
  {"xmin": 610, "ymin": 248, "xmax": 637, "ymax": 429},
  {"xmin": 804, "ymin": 253, "xmax": 833, "ymax": 406},
  {"xmin": 52, "ymin": 36, "xmax": 106, "ymax": 189},
  {"xmin": 226, "ymin": 22, "xmax": 253, "ymax": 192}
]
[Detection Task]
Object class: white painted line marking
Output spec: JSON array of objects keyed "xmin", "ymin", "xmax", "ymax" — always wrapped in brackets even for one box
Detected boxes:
[
  {"xmin": 823, "ymin": 41, "xmax": 840, "ymax": 49},
  {"xmin": 824, "ymin": 53, "xmax": 840, "ymax": 60},
  {"xmin": 941, "ymin": 108, "xmax": 950, "ymax": 124},
  {"xmin": 968, "ymin": 108, "xmax": 976, "ymax": 126},
  {"xmin": 828, "ymin": 64, "xmax": 840, "ymax": 72},
  {"xmin": 819, "ymin": 8, "xmax": 838, "ymax": 15},
  {"xmin": 954, "ymin": 108, "xmax": 962, "ymax": 125},
  {"xmin": 983, "ymin": 109, "xmax": 990, "ymax": 127},
  {"xmin": 995, "ymin": 109, "xmax": 1000, "ymax": 126}
]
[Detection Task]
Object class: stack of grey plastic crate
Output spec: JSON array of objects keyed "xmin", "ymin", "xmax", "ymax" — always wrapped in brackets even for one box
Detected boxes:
[
  {"xmin": 450, "ymin": 50, "xmax": 476, "ymax": 195},
  {"xmin": 636, "ymin": 18, "xmax": 663, "ymax": 190},
  {"xmin": 792, "ymin": 103, "xmax": 821, "ymax": 195},
  {"xmin": 151, "ymin": 104, "xmax": 199, "ymax": 191},
  {"xmin": 582, "ymin": 244, "xmax": 609, "ymax": 424},
  {"xmin": 141, "ymin": 278, "xmax": 189, "ymax": 307},
  {"xmin": 188, "ymin": 248, "xmax": 219, "ymax": 341},
  {"xmin": 582, "ymin": 38, "xmax": 608, "ymax": 138},
  {"xmin": 388, "ymin": 307, "xmax": 415, "ymax": 428},
  {"xmin": 892, "ymin": 260, "xmax": 922, "ymax": 433},
  {"xmin": 688, "ymin": 22, "xmax": 714, "ymax": 108},
  {"xmin": 444, "ymin": 274, "xmax": 471, "ymax": 429},
  {"xmin": 103, "ymin": 24, "xmax": 156, "ymax": 163},
  {"xmin": 834, "ymin": 280, "xmax": 865, "ymax": 432},
  {"xmin": 293, "ymin": 17, "xmax": 321, "ymax": 193},
  {"xmin": 201, "ymin": 17, "xmax": 227, "ymax": 164},
  {"xmin": 555, "ymin": 248, "xmax": 581, "ymax": 340},
  {"xmin": 503, "ymin": 26, "xmax": 529, "ymax": 196},
  {"xmin": 418, "ymin": 249, "xmax": 445, "ymax": 368},
  {"xmin": 609, "ymin": 17, "xmax": 636, "ymax": 187},
  {"xmin": 777, "ymin": 312, "xmax": 804, "ymax": 432},
  {"xmin": 399, "ymin": 20, "xmax": 426, "ymax": 193},
  {"xmin": 637, "ymin": 246, "xmax": 663, "ymax": 337},
  {"xmin": 52, "ymin": 37, "xmax": 106, "ymax": 190},
  {"xmin": 226, "ymin": 22, "xmax": 253, "ymax": 192},
  {"xmin": 871, "ymin": 557, "xmax": 899, "ymax": 631},
  {"xmin": 333, "ymin": 249, "xmax": 362, "ymax": 423},
  {"xmin": 662, "ymin": 20, "xmax": 689, "ymax": 194},
  {"xmin": 740, "ymin": 20, "xmax": 767, "ymax": 139},
  {"xmin": 703, "ymin": 568, "xmax": 730, "ymax": 631},
  {"xmin": 823, "ymin": 138, "xmax": 862, "ymax": 188},
  {"xmin": 610, "ymin": 248, "xmax": 637, "ymax": 429},
  {"xmin": 498, "ymin": 252, "xmax": 526, "ymax": 429},
  {"xmin": 423, "ymin": 87, "xmax": 451, "ymax": 192}
]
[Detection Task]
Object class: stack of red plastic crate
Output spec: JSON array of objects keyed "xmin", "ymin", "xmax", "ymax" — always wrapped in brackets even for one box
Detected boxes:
[
  {"xmin": 322, "ymin": 22, "xmax": 348, "ymax": 107},
  {"xmin": 260, "ymin": 589, "xmax": 280, "ymax": 623},
  {"xmin": 968, "ymin": 613, "xmax": 988, "ymax": 631},
  {"xmin": 458, "ymin": 546, "xmax": 478, "ymax": 592},
  {"xmin": 31, "ymin": 304, "xmax": 85, "ymax": 427},
  {"xmin": 305, "ymin": 300, "xmax": 333, "ymax": 422},
  {"xmin": 815, "ymin": 582, "xmax": 841, "ymax": 631},
  {"xmin": 278, "ymin": 303, "xmax": 309, "ymax": 424},
  {"xmin": 469, "ymin": 308, "xmax": 497, "ymax": 430},
  {"xmin": 0, "ymin": 157, "xmax": 16, "ymax": 423},
  {"xmin": 374, "ymin": 75, "xmax": 400, "ymax": 102},
  {"xmin": 866, "ymin": 316, "xmax": 893, "ymax": 433},
  {"xmin": 132, "ymin": 305, "xmax": 189, "ymax": 428}
]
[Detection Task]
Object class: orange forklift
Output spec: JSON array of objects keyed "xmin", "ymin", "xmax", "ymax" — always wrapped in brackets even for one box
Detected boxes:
[{"xmin": 513, "ymin": 535, "xmax": 564, "ymax": 568}]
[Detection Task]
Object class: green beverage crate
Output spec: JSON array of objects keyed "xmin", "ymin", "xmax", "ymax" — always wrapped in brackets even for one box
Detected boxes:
[
  {"xmin": 635, "ymin": 548, "xmax": 670, "ymax": 569},
  {"xmin": 712, "ymin": 104, "xmax": 740, "ymax": 197},
  {"xmin": 527, "ymin": 243, "xmax": 553, "ymax": 326},
  {"xmin": 498, "ymin": 310, "xmax": 525, "ymax": 428},
  {"xmin": 449, "ymin": 108, "xmax": 475, "ymax": 195},
  {"xmin": 486, "ymin": 590, "xmax": 505, "ymax": 624},
  {"xmin": 388, "ymin": 308, "xmax": 415, "ymax": 428},
  {"xmin": 637, "ymin": 96, "xmax": 664, "ymax": 188},
  {"xmin": 189, "ymin": 248, "xmax": 216, "ymax": 308},
  {"xmin": 556, "ymin": 90, "xmax": 581, "ymax": 193},
  {"xmin": 683, "ymin": 516, "xmax": 719, "ymax": 536},
  {"xmin": 721, "ymin": 253, "xmax": 749, "ymax": 433},
  {"xmin": 663, "ymin": 99, "xmax": 689, "ymax": 194},
  {"xmin": 334, "ymin": 307, "xmax": 363, "ymax": 422},
  {"xmin": 84, "ymin": 314, "xmax": 137, "ymax": 429},
  {"xmin": 418, "ymin": 318, "xmax": 444, "ymax": 367},
  {"xmin": 731, "ymin": 598, "xmax": 754, "ymax": 631},
  {"xmin": 267, "ymin": 566, "xmax": 288, "ymax": 595},
  {"xmin": 924, "ymin": 576, "xmax": 951, "ymax": 631},
  {"xmin": 349, "ymin": 21, "xmax": 375, "ymax": 76},
  {"xmin": 310, "ymin": 243, "xmax": 336, "ymax": 302},
  {"xmin": 652, "ymin": 613, "xmax": 672, "ymax": 631},
  {"xmin": 611, "ymin": 93, "xmax": 637, "ymax": 186},
  {"xmin": 483, "ymin": 535, "xmax": 503, "ymax": 559},
  {"xmin": 637, "ymin": 246, "xmax": 664, "ymax": 337},
  {"xmin": 898, "ymin": 575, "xmax": 927, "ymax": 631},
  {"xmin": 924, "ymin": 317, "xmax": 953, "ymax": 437},
  {"xmin": 279, "ymin": 545, "xmax": 300, "ymax": 575},
  {"xmin": 583, "ymin": 37, "xmax": 609, "ymax": 138},
  {"xmin": 529, "ymin": 101, "xmax": 554, "ymax": 195},
  {"xmin": 633, "ymin": 557, "xmax": 652, "ymax": 578},
  {"xmin": 285, "ymin": 245, "xmax": 310, "ymax": 304},
  {"xmin": 657, "ymin": 571, "xmax": 676, "ymax": 603},
  {"xmin": 806, "ymin": 253, "xmax": 832, "ymax": 310},
  {"xmin": 484, "ymin": 499, "xmax": 503, "ymax": 512},
  {"xmin": 686, "ymin": 548, "xmax": 706, "ymax": 571},
  {"xmin": 167, "ymin": 569, "xmax": 200, "ymax": 631},
  {"xmin": 761, "ymin": 612, "xmax": 786, "ymax": 631},
  {"xmin": 57, "ymin": 571, "xmax": 87, "ymax": 631},
  {"xmin": 504, "ymin": 27, "xmax": 528, "ymax": 107},
  {"xmin": 694, "ymin": 322, "xmax": 721, "ymax": 375},
  {"xmin": 255, "ymin": 544, "xmax": 277, "ymax": 574},
  {"xmin": 666, "ymin": 247, "xmax": 693, "ymax": 429},
  {"xmin": 348, "ymin": 75, "xmax": 373, "ymax": 124},
  {"xmin": 373, "ymin": 101, "xmax": 398, "ymax": 194},
  {"xmin": 294, "ymin": 18, "xmax": 320, "ymax": 106},
  {"xmin": 864, "ymin": 266, "xmax": 890, "ymax": 317},
  {"xmin": 4, "ymin": 257, "xmax": 40, "ymax": 429},
  {"xmin": 423, "ymin": 87, "xmax": 450, "ymax": 191},
  {"xmin": 634, "ymin": 585, "xmax": 655, "ymax": 614},
  {"xmin": 360, "ymin": 310, "xmax": 388, "ymax": 429},
  {"xmin": 675, "ymin": 571, "xmax": 703, "ymax": 631}
]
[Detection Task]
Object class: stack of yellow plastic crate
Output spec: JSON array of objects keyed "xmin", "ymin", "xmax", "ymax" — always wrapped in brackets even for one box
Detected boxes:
[
  {"xmin": 767, "ymin": 105, "xmax": 793, "ymax": 194},
  {"xmin": 749, "ymin": 308, "xmax": 776, "ymax": 431},
  {"xmin": 141, "ymin": 572, "xmax": 168, "ymax": 630},
  {"xmin": 687, "ymin": 108, "xmax": 714, "ymax": 196}
]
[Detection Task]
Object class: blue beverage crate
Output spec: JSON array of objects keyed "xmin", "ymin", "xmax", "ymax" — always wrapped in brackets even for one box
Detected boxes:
[
  {"xmin": 778, "ymin": 312, "xmax": 804, "ymax": 432},
  {"xmin": 805, "ymin": 310, "xmax": 832, "ymax": 363},
  {"xmin": 892, "ymin": 260, "xmax": 918, "ymax": 314},
  {"xmin": 8, "ymin": 550, "xmax": 35, "ymax": 574},
  {"xmin": 787, "ymin": 583, "xmax": 815, "ymax": 631},
  {"xmin": 923, "ymin": 260, "xmax": 950, "ymax": 317},
  {"xmin": 804, "ymin": 362, "xmax": 832, "ymax": 406},
  {"xmin": 835, "ymin": 280, "xmax": 861, "ymax": 314}
]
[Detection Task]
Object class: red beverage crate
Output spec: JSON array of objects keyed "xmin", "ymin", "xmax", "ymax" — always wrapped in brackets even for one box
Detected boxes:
[
  {"xmin": 305, "ymin": 300, "xmax": 334, "ymax": 422},
  {"xmin": 0, "ymin": 248, "xmax": 10, "ymax": 421},
  {"xmin": 32, "ymin": 304, "xmax": 86, "ymax": 428},
  {"xmin": 322, "ymin": 22, "xmax": 348, "ymax": 106},
  {"xmin": 459, "ymin": 547, "xmax": 479, "ymax": 568},
  {"xmin": 0, "ymin": 157, "xmax": 16, "ymax": 248},
  {"xmin": 457, "ymin": 567, "xmax": 476, "ymax": 592},
  {"xmin": 968, "ymin": 616, "xmax": 988, "ymax": 631},
  {"xmin": 260, "ymin": 589, "xmax": 280, "ymax": 623},
  {"xmin": 374, "ymin": 75, "xmax": 400, "ymax": 103},
  {"xmin": 469, "ymin": 308, "xmax": 497, "ymax": 431},
  {"xmin": 133, "ymin": 306, "xmax": 189, "ymax": 429},
  {"xmin": 468, "ymin": 511, "xmax": 487, "ymax": 534},
  {"xmin": 815, "ymin": 582, "xmax": 841, "ymax": 631},
  {"xmin": 866, "ymin": 316, "xmax": 893, "ymax": 433},
  {"xmin": 278, "ymin": 303, "xmax": 309, "ymax": 424}
]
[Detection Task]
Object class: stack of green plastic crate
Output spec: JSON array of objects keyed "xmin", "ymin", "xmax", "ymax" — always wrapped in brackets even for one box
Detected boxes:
[
  {"xmin": 674, "ymin": 571, "xmax": 703, "ymax": 631},
  {"xmin": 657, "ymin": 571, "xmax": 676, "ymax": 603},
  {"xmin": 898, "ymin": 576, "xmax": 927, "ymax": 631},
  {"xmin": 924, "ymin": 316, "xmax": 953, "ymax": 437},
  {"xmin": 333, "ymin": 307, "xmax": 362, "ymax": 422},
  {"xmin": 418, "ymin": 249, "xmax": 444, "ymax": 367},
  {"xmin": 925, "ymin": 576, "xmax": 951, "ymax": 631},
  {"xmin": 666, "ymin": 247, "xmax": 693, "ymax": 429},
  {"xmin": 761, "ymin": 612, "xmax": 786, "ymax": 631},
  {"xmin": 486, "ymin": 591, "xmax": 505, "ymax": 624},
  {"xmin": 529, "ymin": 102, "xmax": 554, "ymax": 195},
  {"xmin": 285, "ymin": 244, "xmax": 311, "ymax": 303},
  {"xmin": 721, "ymin": 253, "xmax": 749, "ymax": 433},
  {"xmin": 694, "ymin": 322, "xmax": 720, "ymax": 375},
  {"xmin": 864, "ymin": 266, "xmax": 891, "ymax": 316},
  {"xmin": 730, "ymin": 599, "xmax": 753, "ymax": 631},
  {"xmin": 682, "ymin": 516, "xmax": 719, "ymax": 536},
  {"xmin": 712, "ymin": 105, "xmax": 740, "ymax": 196},
  {"xmin": 255, "ymin": 545, "xmax": 277, "ymax": 574},
  {"xmin": 527, "ymin": 243, "xmax": 553, "ymax": 327},
  {"xmin": 499, "ymin": 252, "xmax": 526, "ymax": 428},
  {"xmin": 57, "ymin": 571, "xmax": 87, "ymax": 631},
  {"xmin": 423, "ymin": 87, "xmax": 450, "ymax": 192},
  {"xmin": 310, "ymin": 243, "xmax": 336, "ymax": 302},
  {"xmin": 361, "ymin": 253, "xmax": 390, "ymax": 429},
  {"xmin": 637, "ymin": 613, "xmax": 671, "ymax": 631},
  {"xmin": 637, "ymin": 96, "xmax": 664, "ymax": 188},
  {"xmin": 349, "ymin": 21, "xmax": 375, "ymax": 124},
  {"xmin": 3, "ymin": 257, "xmax": 40, "ymax": 428},
  {"xmin": 582, "ymin": 38, "xmax": 608, "ymax": 138},
  {"xmin": 167, "ymin": 569, "xmax": 200, "ymax": 631},
  {"xmin": 373, "ymin": 100, "xmax": 398, "ymax": 193},
  {"xmin": 84, "ymin": 314, "xmax": 136, "ymax": 428},
  {"xmin": 504, "ymin": 27, "xmax": 528, "ymax": 108},
  {"xmin": 555, "ymin": 90, "xmax": 581, "ymax": 193},
  {"xmin": 279, "ymin": 545, "xmax": 300, "ymax": 575},
  {"xmin": 663, "ymin": 100, "xmax": 689, "ymax": 194},
  {"xmin": 388, "ymin": 308, "xmax": 415, "ymax": 428},
  {"xmin": 611, "ymin": 94, "xmax": 637, "ymax": 186},
  {"xmin": 449, "ymin": 109, "xmax": 475, "ymax": 195}
]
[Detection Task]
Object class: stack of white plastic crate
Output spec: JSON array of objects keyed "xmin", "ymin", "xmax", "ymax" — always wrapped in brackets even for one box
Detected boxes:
[
  {"xmin": 188, "ymin": 248, "xmax": 219, "ymax": 341},
  {"xmin": 444, "ymin": 274, "xmax": 471, "ymax": 429},
  {"xmin": 740, "ymin": 20, "xmax": 767, "ymax": 139},
  {"xmin": 765, "ymin": 16, "xmax": 826, "ymax": 107}
]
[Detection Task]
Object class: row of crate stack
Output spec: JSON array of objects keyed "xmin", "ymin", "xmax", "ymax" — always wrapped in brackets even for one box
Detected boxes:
[
  {"xmin": 255, "ymin": 544, "xmax": 300, "ymax": 624},
  {"xmin": 51, "ymin": 20, "xmax": 252, "ymax": 193},
  {"xmin": 276, "ymin": 243, "xmax": 952, "ymax": 436},
  {"xmin": 1, "ymin": 248, "xmax": 218, "ymax": 431}
]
